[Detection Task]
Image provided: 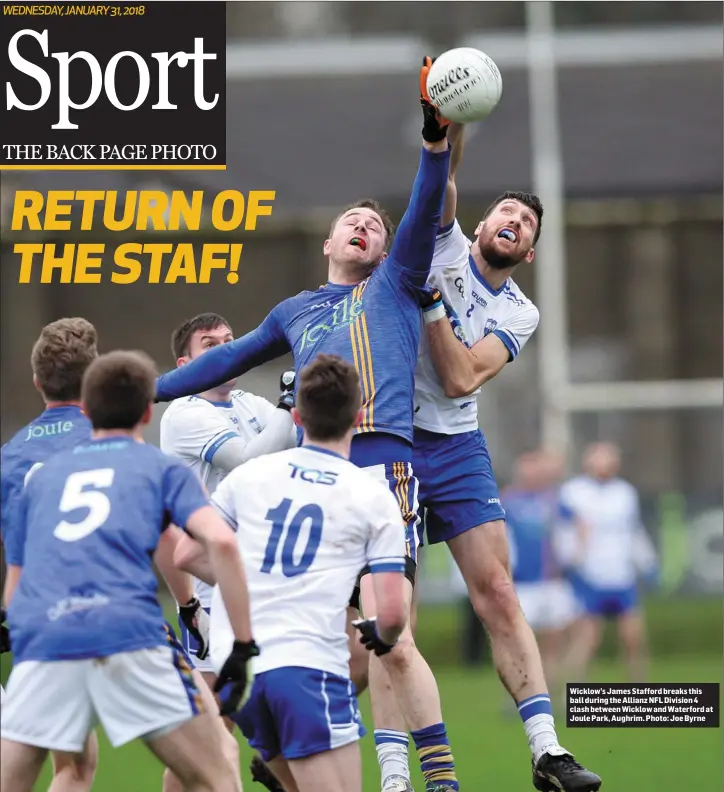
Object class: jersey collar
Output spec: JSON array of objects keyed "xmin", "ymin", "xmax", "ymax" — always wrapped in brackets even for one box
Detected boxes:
[
  {"xmin": 303, "ymin": 444, "xmax": 347, "ymax": 460},
  {"xmin": 468, "ymin": 253, "xmax": 509, "ymax": 297}
]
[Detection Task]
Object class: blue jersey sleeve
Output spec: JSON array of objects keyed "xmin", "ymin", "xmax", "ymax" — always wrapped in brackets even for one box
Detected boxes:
[
  {"xmin": 162, "ymin": 460, "xmax": 211, "ymax": 530},
  {"xmin": 4, "ymin": 484, "xmax": 30, "ymax": 567},
  {"xmin": 155, "ymin": 304, "xmax": 291, "ymax": 402},
  {"xmin": 383, "ymin": 146, "xmax": 451, "ymax": 290}
]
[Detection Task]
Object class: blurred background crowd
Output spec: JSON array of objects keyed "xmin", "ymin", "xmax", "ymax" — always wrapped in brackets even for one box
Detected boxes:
[{"xmin": 1, "ymin": 3, "xmax": 721, "ymax": 789}]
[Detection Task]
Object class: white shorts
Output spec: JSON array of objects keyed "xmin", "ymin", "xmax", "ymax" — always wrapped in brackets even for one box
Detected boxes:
[
  {"xmin": 1, "ymin": 646, "xmax": 203, "ymax": 752},
  {"xmin": 516, "ymin": 580, "xmax": 579, "ymax": 631}
]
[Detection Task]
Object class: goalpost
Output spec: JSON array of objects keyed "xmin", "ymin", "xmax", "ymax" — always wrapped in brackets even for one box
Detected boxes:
[{"xmin": 523, "ymin": 0, "xmax": 723, "ymax": 460}]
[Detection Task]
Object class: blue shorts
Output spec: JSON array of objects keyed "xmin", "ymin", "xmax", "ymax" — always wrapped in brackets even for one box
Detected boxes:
[
  {"xmin": 570, "ymin": 576, "xmax": 639, "ymax": 617},
  {"xmin": 414, "ymin": 428, "xmax": 506, "ymax": 545},
  {"xmin": 178, "ymin": 607, "xmax": 213, "ymax": 674},
  {"xmin": 233, "ymin": 667, "xmax": 365, "ymax": 762},
  {"xmin": 350, "ymin": 434, "xmax": 420, "ymax": 566}
]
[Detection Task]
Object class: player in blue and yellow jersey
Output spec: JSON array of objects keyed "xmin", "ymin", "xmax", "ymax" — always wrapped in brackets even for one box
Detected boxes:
[
  {"xmin": 155, "ymin": 66, "xmax": 459, "ymax": 792},
  {"xmin": 0, "ymin": 318, "xmax": 99, "ymax": 792},
  {"xmin": 0, "ymin": 351, "xmax": 257, "ymax": 792}
]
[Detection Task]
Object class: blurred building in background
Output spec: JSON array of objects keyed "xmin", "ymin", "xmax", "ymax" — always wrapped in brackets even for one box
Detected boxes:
[{"xmin": 1, "ymin": 2, "xmax": 722, "ymax": 601}]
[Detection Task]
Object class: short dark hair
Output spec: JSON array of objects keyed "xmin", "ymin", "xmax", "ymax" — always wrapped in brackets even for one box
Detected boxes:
[
  {"xmin": 171, "ymin": 312, "xmax": 232, "ymax": 359},
  {"xmin": 330, "ymin": 199, "xmax": 396, "ymax": 253},
  {"xmin": 296, "ymin": 354, "xmax": 362, "ymax": 442},
  {"xmin": 82, "ymin": 351, "xmax": 157, "ymax": 430},
  {"xmin": 483, "ymin": 191, "xmax": 544, "ymax": 244},
  {"xmin": 31, "ymin": 317, "xmax": 98, "ymax": 402}
]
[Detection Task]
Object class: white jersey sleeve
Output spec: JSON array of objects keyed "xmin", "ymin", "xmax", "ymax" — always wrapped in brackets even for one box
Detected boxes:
[
  {"xmin": 494, "ymin": 302, "xmax": 540, "ymax": 361},
  {"xmin": 161, "ymin": 398, "xmax": 238, "ymax": 464},
  {"xmin": 432, "ymin": 219, "xmax": 471, "ymax": 270},
  {"xmin": 246, "ymin": 393, "xmax": 278, "ymax": 426},
  {"xmin": 246, "ymin": 392, "xmax": 298, "ymax": 447},
  {"xmin": 365, "ymin": 487, "xmax": 407, "ymax": 574}
]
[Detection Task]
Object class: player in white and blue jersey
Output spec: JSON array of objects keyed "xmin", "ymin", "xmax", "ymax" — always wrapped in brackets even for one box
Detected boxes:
[
  {"xmin": 174, "ymin": 355, "xmax": 408, "ymax": 792},
  {"xmin": 414, "ymin": 108, "xmax": 601, "ymax": 792},
  {"xmin": 560, "ymin": 442, "xmax": 657, "ymax": 683},
  {"xmin": 0, "ymin": 351, "xmax": 258, "ymax": 792},
  {"xmin": 160, "ymin": 312, "xmax": 297, "ymax": 684},
  {"xmin": 155, "ymin": 67, "xmax": 460, "ymax": 792},
  {"xmin": 0, "ymin": 318, "xmax": 99, "ymax": 791},
  {"xmin": 504, "ymin": 451, "xmax": 580, "ymax": 707}
]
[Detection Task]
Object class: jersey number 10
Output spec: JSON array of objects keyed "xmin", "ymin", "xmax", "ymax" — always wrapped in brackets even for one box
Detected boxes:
[{"xmin": 262, "ymin": 498, "xmax": 323, "ymax": 578}]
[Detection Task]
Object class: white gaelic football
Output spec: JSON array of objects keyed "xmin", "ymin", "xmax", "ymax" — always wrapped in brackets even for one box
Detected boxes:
[{"xmin": 426, "ymin": 47, "xmax": 502, "ymax": 124}]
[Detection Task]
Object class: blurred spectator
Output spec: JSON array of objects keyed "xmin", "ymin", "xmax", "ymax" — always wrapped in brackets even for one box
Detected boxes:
[
  {"xmin": 560, "ymin": 442, "xmax": 659, "ymax": 683},
  {"xmin": 504, "ymin": 450, "xmax": 580, "ymax": 709}
]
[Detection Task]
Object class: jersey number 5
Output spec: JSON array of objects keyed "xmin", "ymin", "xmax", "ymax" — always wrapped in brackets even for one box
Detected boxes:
[
  {"xmin": 262, "ymin": 498, "xmax": 323, "ymax": 578},
  {"xmin": 54, "ymin": 469, "xmax": 115, "ymax": 543}
]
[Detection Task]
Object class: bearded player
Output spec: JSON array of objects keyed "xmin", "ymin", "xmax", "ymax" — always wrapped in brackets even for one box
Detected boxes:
[{"xmin": 413, "ymin": 87, "xmax": 602, "ymax": 790}]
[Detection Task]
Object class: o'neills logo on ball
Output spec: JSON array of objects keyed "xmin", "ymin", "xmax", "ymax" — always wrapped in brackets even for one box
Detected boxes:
[{"xmin": 428, "ymin": 66, "xmax": 471, "ymax": 102}]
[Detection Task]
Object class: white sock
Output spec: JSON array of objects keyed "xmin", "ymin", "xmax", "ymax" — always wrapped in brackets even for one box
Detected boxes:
[
  {"xmin": 375, "ymin": 729, "xmax": 410, "ymax": 785},
  {"xmin": 525, "ymin": 714, "xmax": 562, "ymax": 763},
  {"xmin": 518, "ymin": 695, "xmax": 562, "ymax": 764}
]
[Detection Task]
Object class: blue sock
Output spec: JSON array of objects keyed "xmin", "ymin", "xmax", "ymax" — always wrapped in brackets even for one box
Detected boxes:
[
  {"xmin": 518, "ymin": 694, "xmax": 559, "ymax": 761},
  {"xmin": 411, "ymin": 723, "xmax": 459, "ymax": 791}
]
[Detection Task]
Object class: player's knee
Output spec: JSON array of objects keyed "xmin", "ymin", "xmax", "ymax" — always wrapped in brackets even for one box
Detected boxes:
[
  {"xmin": 52, "ymin": 734, "xmax": 98, "ymax": 787},
  {"xmin": 51, "ymin": 753, "xmax": 97, "ymax": 788},
  {"xmin": 220, "ymin": 725, "xmax": 239, "ymax": 769},
  {"xmin": 618, "ymin": 614, "xmax": 645, "ymax": 650},
  {"xmin": 473, "ymin": 565, "xmax": 520, "ymax": 628},
  {"xmin": 162, "ymin": 767, "xmax": 183, "ymax": 792},
  {"xmin": 379, "ymin": 627, "xmax": 417, "ymax": 675}
]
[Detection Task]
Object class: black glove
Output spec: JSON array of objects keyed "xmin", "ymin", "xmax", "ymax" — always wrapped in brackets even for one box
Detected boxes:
[
  {"xmin": 277, "ymin": 370, "xmax": 295, "ymax": 412},
  {"xmin": 419, "ymin": 56, "xmax": 450, "ymax": 143},
  {"xmin": 213, "ymin": 639, "xmax": 260, "ymax": 716},
  {"xmin": 352, "ymin": 617, "xmax": 397, "ymax": 657},
  {"xmin": 178, "ymin": 597, "xmax": 210, "ymax": 661},
  {"xmin": 0, "ymin": 608, "xmax": 11, "ymax": 654}
]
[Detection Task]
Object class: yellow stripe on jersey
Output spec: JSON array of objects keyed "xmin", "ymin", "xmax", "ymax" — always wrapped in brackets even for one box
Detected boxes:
[
  {"xmin": 349, "ymin": 279, "xmax": 375, "ymax": 433},
  {"xmin": 360, "ymin": 310, "xmax": 376, "ymax": 431},
  {"xmin": 349, "ymin": 285, "xmax": 364, "ymax": 403},
  {"xmin": 349, "ymin": 285, "xmax": 370, "ymax": 431}
]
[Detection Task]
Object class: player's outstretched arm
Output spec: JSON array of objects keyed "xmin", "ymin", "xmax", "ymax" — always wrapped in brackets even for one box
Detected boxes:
[
  {"xmin": 422, "ymin": 288, "xmax": 540, "ymax": 397},
  {"xmin": 441, "ymin": 122, "xmax": 465, "ymax": 229},
  {"xmin": 384, "ymin": 58, "xmax": 451, "ymax": 289},
  {"xmin": 210, "ymin": 372, "xmax": 297, "ymax": 473},
  {"xmin": 155, "ymin": 307, "xmax": 290, "ymax": 402}
]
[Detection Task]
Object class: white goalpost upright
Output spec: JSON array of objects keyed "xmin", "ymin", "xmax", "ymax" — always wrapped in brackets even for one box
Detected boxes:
[{"xmin": 524, "ymin": 0, "xmax": 723, "ymax": 462}]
